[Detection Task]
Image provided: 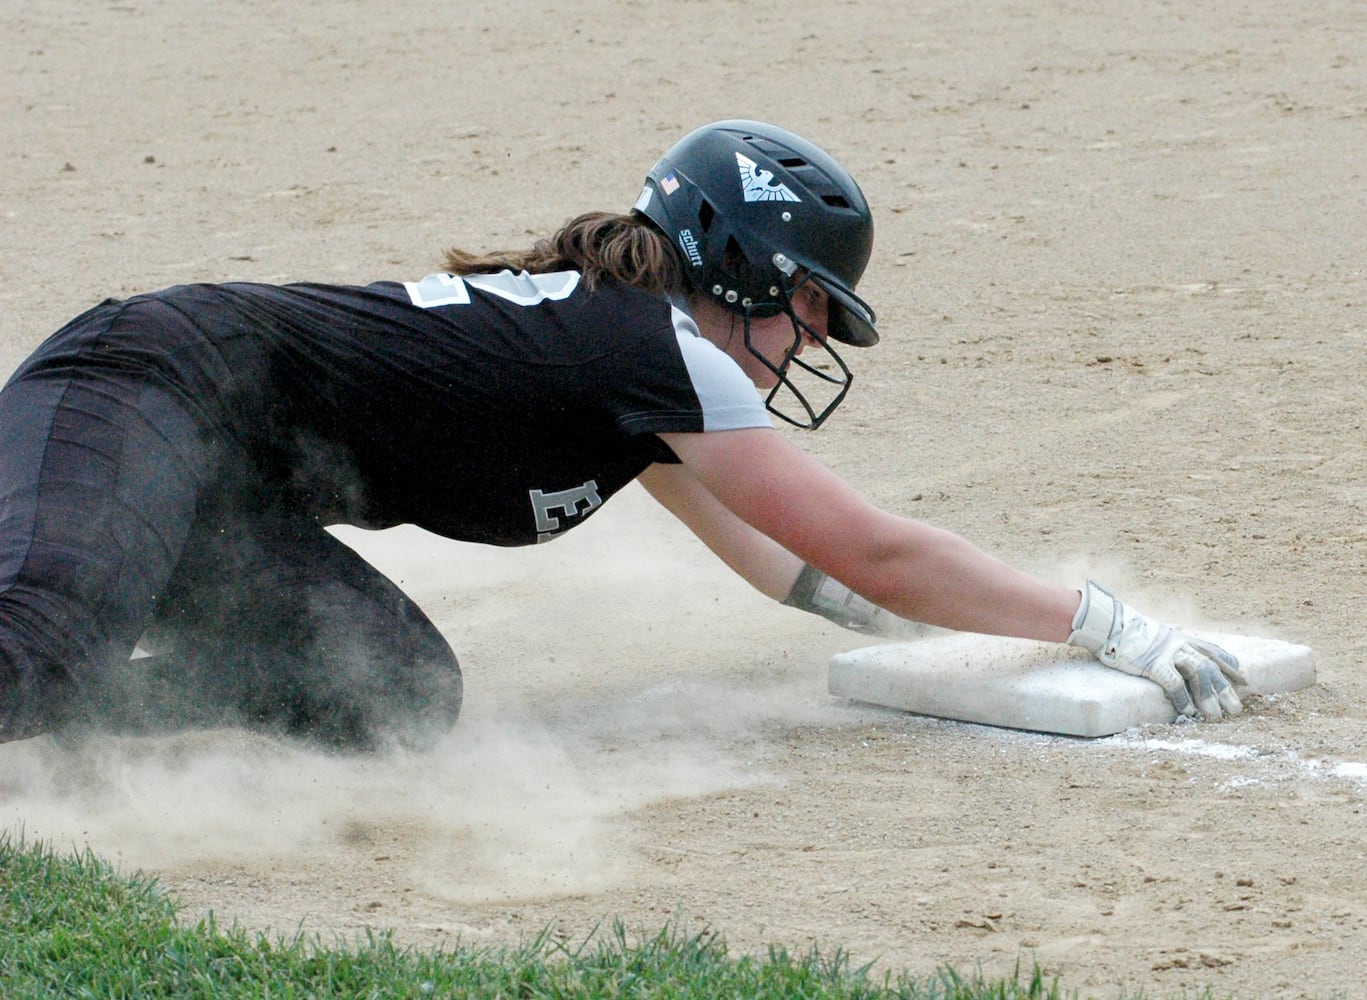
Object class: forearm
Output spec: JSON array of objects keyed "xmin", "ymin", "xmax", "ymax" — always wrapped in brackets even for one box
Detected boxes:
[
  {"xmin": 648, "ymin": 438, "xmax": 1078, "ymax": 643},
  {"xmin": 816, "ymin": 517, "xmax": 1080, "ymax": 643},
  {"xmin": 639, "ymin": 463, "xmax": 805, "ymax": 601}
]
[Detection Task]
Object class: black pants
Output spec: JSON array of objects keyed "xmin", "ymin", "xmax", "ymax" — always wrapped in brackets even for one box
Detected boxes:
[{"xmin": 0, "ymin": 299, "xmax": 462, "ymax": 749}]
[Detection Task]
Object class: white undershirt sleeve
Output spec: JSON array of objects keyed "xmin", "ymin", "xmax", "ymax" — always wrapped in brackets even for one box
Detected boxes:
[{"xmin": 670, "ymin": 306, "xmax": 773, "ymax": 432}]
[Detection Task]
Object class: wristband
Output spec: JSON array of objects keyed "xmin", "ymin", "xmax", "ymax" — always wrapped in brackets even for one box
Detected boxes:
[{"xmin": 783, "ymin": 564, "xmax": 886, "ymax": 632}]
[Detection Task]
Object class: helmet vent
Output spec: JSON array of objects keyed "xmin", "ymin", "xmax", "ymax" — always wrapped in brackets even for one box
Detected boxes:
[
  {"xmin": 822, "ymin": 194, "xmax": 852, "ymax": 209},
  {"xmin": 778, "ymin": 156, "xmax": 807, "ymax": 168},
  {"xmin": 697, "ymin": 200, "xmax": 716, "ymax": 232}
]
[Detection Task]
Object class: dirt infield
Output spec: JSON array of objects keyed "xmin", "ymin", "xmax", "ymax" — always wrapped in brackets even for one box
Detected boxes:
[{"xmin": 2, "ymin": 3, "xmax": 1364, "ymax": 996}]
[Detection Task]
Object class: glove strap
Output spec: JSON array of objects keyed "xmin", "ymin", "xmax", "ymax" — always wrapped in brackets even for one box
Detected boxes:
[{"xmin": 1067, "ymin": 580, "xmax": 1123, "ymax": 661}]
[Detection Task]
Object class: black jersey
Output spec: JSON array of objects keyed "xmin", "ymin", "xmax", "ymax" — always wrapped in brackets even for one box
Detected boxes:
[{"xmin": 17, "ymin": 271, "xmax": 771, "ymax": 547}]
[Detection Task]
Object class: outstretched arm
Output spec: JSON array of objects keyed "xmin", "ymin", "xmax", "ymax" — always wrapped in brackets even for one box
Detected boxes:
[
  {"xmin": 655, "ymin": 428, "xmax": 1079, "ymax": 641},
  {"xmin": 652, "ymin": 427, "xmax": 1245, "ymax": 718},
  {"xmin": 639, "ymin": 460, "xmax": 933, "ymax": 635}
]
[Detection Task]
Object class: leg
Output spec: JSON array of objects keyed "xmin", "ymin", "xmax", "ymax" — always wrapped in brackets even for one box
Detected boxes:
[
  {"xmin": 1, "ymin": 299, "xmax": 459, "ymax": 749},
  {"xmin": 135, "ymin": 508, "xmax": 463, "ymax": 751},
  {"xmin": 0, "ymin": 361, "xmax": 214, "ymax": 740}
]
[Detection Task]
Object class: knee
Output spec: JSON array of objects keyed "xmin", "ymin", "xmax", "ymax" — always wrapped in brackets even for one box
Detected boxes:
[
  {"xmin": 280, "ymin": 643, "xmax": 464, "ymax": 754},
  {"xmin": 0, "ymin": 645, "xmax": 44, "ymax": 743},
  {"xmin": 0, "ymin": 614, "xmax": 85, "ymax": 743},
  {"xmin": 379, "ymin": 647, "xmax": 464, "ymax": 751}
]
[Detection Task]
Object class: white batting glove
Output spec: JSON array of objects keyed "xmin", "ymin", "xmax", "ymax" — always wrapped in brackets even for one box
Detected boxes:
[{"xmin": 1067, "ymin": 580, "xmax": 1248, "ymax": 719}]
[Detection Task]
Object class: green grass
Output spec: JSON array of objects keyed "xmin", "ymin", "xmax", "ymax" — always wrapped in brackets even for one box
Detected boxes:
[{"xmin": 0, "ymin": 831, "xmax": 1147, "ymax": 999}]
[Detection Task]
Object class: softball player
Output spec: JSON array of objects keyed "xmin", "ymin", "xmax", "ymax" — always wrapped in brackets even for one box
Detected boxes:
[{"xmin": 0, "ymin": 120, "xmax": 1245, "ymax": 749}]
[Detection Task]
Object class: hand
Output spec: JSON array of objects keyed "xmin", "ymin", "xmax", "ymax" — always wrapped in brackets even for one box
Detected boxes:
[{"xmin": 1067, "ymin": 580, "xmax": 1248, "ymax": 719}]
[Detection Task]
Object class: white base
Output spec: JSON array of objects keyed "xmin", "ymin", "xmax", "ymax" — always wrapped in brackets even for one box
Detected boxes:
[{"xmin": 828, "ymin": 633, "xmax": 1316, "ymax": 738}]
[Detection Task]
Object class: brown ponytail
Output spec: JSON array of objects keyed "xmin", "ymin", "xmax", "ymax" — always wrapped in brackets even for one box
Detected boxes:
[{"xmin": 441, "ymin": 212, "xmax": 687, "ymax": 297}]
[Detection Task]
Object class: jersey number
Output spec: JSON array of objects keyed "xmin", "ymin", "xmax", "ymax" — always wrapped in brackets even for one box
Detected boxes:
[{"xmin": 403, "ymin": 270, "xmax": 581, "ymax": 309}]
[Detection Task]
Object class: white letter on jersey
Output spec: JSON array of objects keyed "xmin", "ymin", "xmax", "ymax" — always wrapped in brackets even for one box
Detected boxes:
[{"xmin": 530, "ymin": 480, "xmax": 603, "ymax": 542}]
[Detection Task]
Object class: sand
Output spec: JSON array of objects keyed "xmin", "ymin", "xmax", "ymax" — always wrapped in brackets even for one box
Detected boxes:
[{"xmin": 2, "ymin": 2, "xmax": 1365, "ymax": 996}]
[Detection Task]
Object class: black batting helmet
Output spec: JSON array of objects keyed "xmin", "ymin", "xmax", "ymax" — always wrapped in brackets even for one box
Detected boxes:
[{"xmin": 633, "ymin": 119, "xmax": 877, "ymax": 348}]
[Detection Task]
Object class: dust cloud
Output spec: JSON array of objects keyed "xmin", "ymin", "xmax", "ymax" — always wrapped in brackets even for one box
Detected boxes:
[
  {"xmin": 0, "ymin": 672, "xmax": 839, "ymax": 903},
  {"xmin": 0, "ymin": 491, "xmax": 847, "ymax": 903}
]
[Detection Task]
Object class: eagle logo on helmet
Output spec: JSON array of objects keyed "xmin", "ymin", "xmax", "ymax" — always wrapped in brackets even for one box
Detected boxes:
[{"xmin": 736, "ymin": 153, "xmax": 801, "ymax": 203}]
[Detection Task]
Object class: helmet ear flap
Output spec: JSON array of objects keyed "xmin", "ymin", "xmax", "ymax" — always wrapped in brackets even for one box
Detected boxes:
[{"xmin": 713, "ymin": 236, "xmax": 786, "ymax": 314}]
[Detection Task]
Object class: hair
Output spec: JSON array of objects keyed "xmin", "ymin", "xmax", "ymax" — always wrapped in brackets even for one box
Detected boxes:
[{"xmin": 440, "ymin": 211, "xmax": 688, "ymax": 297}]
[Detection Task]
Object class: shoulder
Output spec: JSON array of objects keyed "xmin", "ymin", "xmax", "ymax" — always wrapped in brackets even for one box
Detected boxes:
[
  {"xmin": 666, "ymin": 306, "xmax": 772, "ymax": 432},
  {"xmin": 383, "ymin": 270, "xmax": 675, "ymax": 345},
  {"xmin": 392, "ymin": 270, "xmax": 667, "ymax": 319}
]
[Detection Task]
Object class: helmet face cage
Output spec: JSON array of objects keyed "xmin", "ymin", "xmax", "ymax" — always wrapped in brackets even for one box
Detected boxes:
[
  {"xmin": 635, "ymin": 120, "xmax": 878, "ymax": 427},
  {"xmin": 740, "ymin": 271, "xmax": 854, "ymax": 430},
  {"xmin": 742, "ymin": 314, "xmax": 853, "ymax": 431}
]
